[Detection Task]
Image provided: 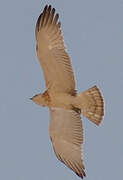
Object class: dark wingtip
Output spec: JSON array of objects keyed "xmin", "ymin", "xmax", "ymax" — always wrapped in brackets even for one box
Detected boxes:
[
  {"xmin": 56, "ymin": 13, "xmax": 59, "ymax": 20},
  {"xmin": 36, "ymin": 13, "xmax": 42, "ymax": 32},
  {"xmin": 48, "ymin": 5, "xmax": 52, "ymax": 10},
  {"xmin": 52, "ymin": 8, "xmax": 55, "ymax": 14},
  {"xmin": 44, "ymin": 4, "xmax": 48, "ymax": 11},
  {"xmin": 76, "ymin": 170, "xmax": 86, "ymax": 179},
  {"xmin": 57, "ymin": 21, "xmax": 61, "ymax": 28}
]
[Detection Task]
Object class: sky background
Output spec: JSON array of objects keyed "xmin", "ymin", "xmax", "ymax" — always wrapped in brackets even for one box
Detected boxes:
[{"xmin": 0, "ymin": 0, "xmax": 123, "ymax": 179}]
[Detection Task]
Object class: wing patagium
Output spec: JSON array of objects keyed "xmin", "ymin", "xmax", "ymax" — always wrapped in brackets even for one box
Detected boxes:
[
  {"xmin": 49, "ymin": 108, "xmax": 86, "ymax": 178},
  {"xmin": 35, "ymin": 5, "xmax": 76, "ymax": 95}
]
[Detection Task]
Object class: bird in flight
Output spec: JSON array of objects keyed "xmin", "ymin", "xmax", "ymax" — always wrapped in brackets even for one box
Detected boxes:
[{"xmin": 31, "ymin": 5, "xmax": 104, "ymax": 179}]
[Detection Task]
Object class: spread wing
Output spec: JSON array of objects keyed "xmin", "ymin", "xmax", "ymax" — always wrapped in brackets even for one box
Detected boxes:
[
  {"xmin": 49, "ymin": 108, "xmax": 86, "ymax": 178},
  {"xmin": 35, "ymin": 5, "xmax": 76, "ymax": 95}
]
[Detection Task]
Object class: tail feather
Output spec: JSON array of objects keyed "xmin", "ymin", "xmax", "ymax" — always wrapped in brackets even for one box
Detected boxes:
[{"xmin": 75, "ymin": 86, "xmax": 104, "ymax": 125}]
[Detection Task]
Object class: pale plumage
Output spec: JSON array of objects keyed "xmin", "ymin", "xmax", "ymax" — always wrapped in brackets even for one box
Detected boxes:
[
  {"xmin": 36, "ymin": 5, "xmax": 76, "ymax": 95},
  {"xmin": 49, "ymin": 108, "xmax": 85, "ymax": 178},
  {"xmin": 31, "ymin": 5, "xmax": 104, "ymax": 179}
]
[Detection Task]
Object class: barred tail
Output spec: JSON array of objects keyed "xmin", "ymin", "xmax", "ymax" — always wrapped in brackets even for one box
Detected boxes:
[{"xmin": 75, "ymin": 86, "xmax": 104, "ymax": 125}]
